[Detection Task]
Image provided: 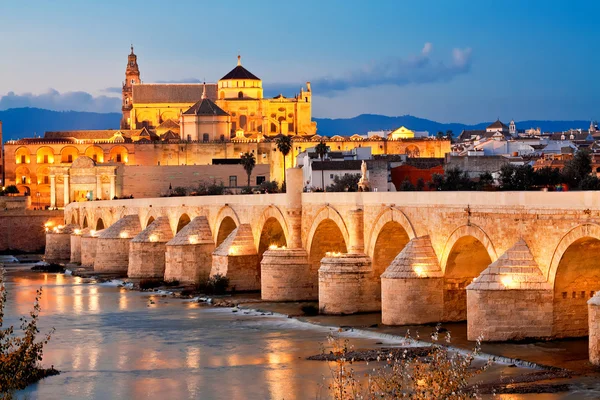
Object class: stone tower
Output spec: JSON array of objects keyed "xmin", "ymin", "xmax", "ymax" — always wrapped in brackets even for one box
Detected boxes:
[
  {"xmin": 121, "ymin": 45, "xmax": 141, "ymax": 129},
  {"xmin": 509, "ymin": 119, "xmax": 516, "ymax": 136}
]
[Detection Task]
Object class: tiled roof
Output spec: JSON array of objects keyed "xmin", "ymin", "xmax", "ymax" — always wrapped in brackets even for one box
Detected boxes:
[
  {"xmin": 220, "ymin": 65, "xmax": 260, "ymax": 81},
  {"xmin": 161, "ymin": 130, "xmax": 180, "ymax": 141},
  {"xmin": 312, "ymin": 160, "xmax": 362, "ymax": 171},
  {"xmin": 132, "ymin": 83, "xmax": 217, "ymax": 104},
  {"xmin": 44, "ymin": 130, "xmax": 138, "ymax": 140},
  {"xmin": 487, "ymin": 119, "xmax": 508, "ymax": 130},
  {"xmin": 183, "ymin": 98, "xmax": 229, "ymax": 116}
]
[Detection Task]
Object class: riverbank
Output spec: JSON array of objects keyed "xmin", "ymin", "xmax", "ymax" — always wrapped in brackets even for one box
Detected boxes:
[{"xmin": 5, "ymin": 262, "xmax": 600, "ymax": 398}]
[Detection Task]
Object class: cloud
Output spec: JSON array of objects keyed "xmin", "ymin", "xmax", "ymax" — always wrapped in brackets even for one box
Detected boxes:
[
  {"xmin": 102, "ymin": 86, "xmax": 122, "ymax": 94},
  {"xmin": 0, "ymin": 89, "xmax": 121, "ymax": 113},
  {"xmin": 265, "ymin": 43, "xmax": 473, "ymax": 97}
]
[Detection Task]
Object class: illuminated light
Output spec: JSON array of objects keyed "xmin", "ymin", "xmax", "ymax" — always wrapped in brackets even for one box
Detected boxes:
[
  {"xmin": 228, "ymin": 246, "xmax": 238, "ymax": 256},
  {"xmin": 500, "ymin": 275, "xmax": 514, "ymax": 288},
  {"xmin": 188, "ymin": 236, "xmax": 198, "ymax": 245},
  {"xmin": 149, "ymin": 234, "xmax": 158, "ymax": 243},
  {"xmin": 58, "ymin": 225, "xmax": 64, "ymax": 229},
  {"xmin": 90, "ymin": 229, "xmax": 96, "ymax": 237},
  {"xmin": 44, "ymin": 221, "xmax": 53, "ymax": 228},
  {"xmin": 74, "ymin": 229, "xmax": 81, "ymax": 235},
  {"xmin": 413, "ymin": 266, "xmax": 426, "ymax": 277},
  {"xmin": 53, "ymin": 227, "xmax": 59, "ymax": 233},
  {"xmin": 44, "ymin": 227, "xmax": 49, "ymax": 232},
  {"xmin": 119, "ymin": 232, "xmax": 129, "ymax": 239},
  {"xmin": 269, "ymin": 244, "xmax": 279, "ymax": 250}
]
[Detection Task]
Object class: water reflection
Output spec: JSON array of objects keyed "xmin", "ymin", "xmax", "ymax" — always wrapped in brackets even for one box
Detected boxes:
[{"xmin": 5, "ymin": 269, "xmax": 592, "ymax": 400}]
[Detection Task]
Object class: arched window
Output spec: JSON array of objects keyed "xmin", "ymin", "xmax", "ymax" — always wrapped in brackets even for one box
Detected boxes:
[
  {"xmin": 238, "ymin": 91, "xmax": 243, "ymax": 99},
  {"xmin": 239, "ymin": 115, "xmax": 247, "ymax": 129},
  {"xmin": 271, "ymin": 123, "xmax": 277, "ymax": 133},
  {"xmin": 203, "ymin": 133, "xmax": 209, "ymax": 142}
]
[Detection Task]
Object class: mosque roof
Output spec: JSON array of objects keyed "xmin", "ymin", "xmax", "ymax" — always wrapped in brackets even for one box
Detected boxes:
[
  {"xmin": 487, "ymin": 119, "xmax": 509, "ymax": 130},
  {"xmin": 183, "ymin": 98, "xmax": 229, "ymax": 116},
  {"xmin": 132, "ymin": 83, "xmax": 217, "ymax": 104}
]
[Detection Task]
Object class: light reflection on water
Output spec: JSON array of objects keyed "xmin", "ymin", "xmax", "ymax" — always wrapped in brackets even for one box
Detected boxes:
[
  {"xmin": 4, "ymin": 269, "xmax": 596, "ymax": 399},
  {"xmin": 4, "ymin": 270, "xmax": 384, "ymax": 400}
]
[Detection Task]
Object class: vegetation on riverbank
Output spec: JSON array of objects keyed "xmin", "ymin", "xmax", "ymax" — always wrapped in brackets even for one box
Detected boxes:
[
  {"xmin": 322, "ymin": 327, "xmax": 490, "ymax": 399},
  {"xmin": 0, "ymin": 268, "xmax": 57, "ymax": 399}
]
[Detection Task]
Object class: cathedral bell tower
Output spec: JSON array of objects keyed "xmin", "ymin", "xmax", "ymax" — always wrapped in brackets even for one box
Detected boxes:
[{"xmin": 121, "ymin": 45, "xmax": 141, "ymax": 129}]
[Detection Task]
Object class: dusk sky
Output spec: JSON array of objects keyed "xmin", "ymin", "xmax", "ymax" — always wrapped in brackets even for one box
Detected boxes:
[{"xmin": 0, "ymin": 0, "xmax": 598, "ymax": 123}]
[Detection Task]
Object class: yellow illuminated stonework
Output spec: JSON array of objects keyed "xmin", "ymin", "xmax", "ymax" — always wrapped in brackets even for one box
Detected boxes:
[{"xmin": 389, "ymin": 126, "xmax": 415, "ymax": 139}]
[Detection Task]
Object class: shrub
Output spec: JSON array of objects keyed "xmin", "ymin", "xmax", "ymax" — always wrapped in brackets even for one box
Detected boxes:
[
  {"xmin": 1, "ymin": 268, "xmax": 57, "ymax": 397},
  {"xmin": 241, "ymin": 186, "xmax": 253, "ymax": 194},
  {"xmin": 206, "ymin": 274, "xmax": 229, "ymax": 295},
  {"xmin": 259, "ymin": 180, "xmax": 279, "ymax": 194},
  {"xmin": 327, "ymin": 174, "xmax": 360, "ymax": 192},
  {"xmin": 171, "ymin": 186, "xmax": 187, "ymax": 197},
  {"xmin": 324, "ymin": 325, "xmax": 490, "ymax": 399}
]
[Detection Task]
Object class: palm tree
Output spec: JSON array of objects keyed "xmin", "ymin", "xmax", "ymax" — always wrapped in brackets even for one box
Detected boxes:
[
  {"xmin": 275, "ymin": 135, "xmax": 292, "ymax": 186},
  {"xmin": 315, "ymin": 141, "xmax": 329, "ymax": 191},
  {"xmin": 240, "ymin": 152, "xmax": 256, "ymax": 188}
]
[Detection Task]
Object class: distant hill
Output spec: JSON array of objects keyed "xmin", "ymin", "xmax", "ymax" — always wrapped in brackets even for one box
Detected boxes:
[
  {"xmin": 0, "ymin": 108, "xmax": 121, "ymax": 141},
  {"xmin": 313, "ymin": 114, "xmax": 593, "ymax": 137},
  {"xmin": 0, "ymin": 108, "xmax": 593, "ymax": 141}
]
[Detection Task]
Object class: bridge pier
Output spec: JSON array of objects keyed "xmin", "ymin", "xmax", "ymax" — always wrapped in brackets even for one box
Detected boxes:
[
  {"xmin": 81, "ymin": 229, "xmax": 102, "ymax": 267},
  {"xmin": 466, "ymin": 240, "xmax": 553, "ymax": 341},
  {"xmin": 318, "ymin": 209, "xmax": 379, "ymax": 314},
  {"xmin": 165, "ymin": 216, "xmax": 215, "ymax": 284},
  {"xmin": 381, "ymin": 236, "xmax": 444, "ymax": 325},
  {"xmin": 70, "ymin": 227, "xmax": 88, "ymax": 264},
  {"xmin": 44, "ymin": 224, "xmax": 78, "ymax": 264},
  {"xmin": 589, "ymin": 293, "xmax": 600, "ymax": 365},
  {"xmin": 94, "ymin": 215, "xmax": 142, "ymax": 274},
  {"xmin": 211, "ymin": 224, "xmax": 259, "ymax": 291},
  {"xmin": 128, "ymin": 217, "xmax": 173, "ymax": 279},
  {"xmin": 261, "ymin": 169, "xmax": 313, "ymax": 300}
]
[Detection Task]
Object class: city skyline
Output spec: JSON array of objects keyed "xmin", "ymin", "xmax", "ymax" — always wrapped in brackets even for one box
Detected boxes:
[{"xmin": 0, "ymin": 0, "xmax": 599, "ymax": 123}]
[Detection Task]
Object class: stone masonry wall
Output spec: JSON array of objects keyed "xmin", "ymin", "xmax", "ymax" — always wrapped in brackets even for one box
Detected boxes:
[{"xmin": 0, "ymin": 211, "xmax": 63, "ymax": 252}]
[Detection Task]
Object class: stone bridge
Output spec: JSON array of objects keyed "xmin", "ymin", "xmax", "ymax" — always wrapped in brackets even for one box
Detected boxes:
[{"xmin": 45, "ymin": 170, "xmax": 600, "ymax": 363}]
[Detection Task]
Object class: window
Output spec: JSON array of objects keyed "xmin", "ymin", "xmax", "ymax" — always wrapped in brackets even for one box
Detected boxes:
[
  {"xmin": 43, "ymin": 176, "xmax": 49, "ymax": 185},
  {"xmin": 21, "ymin": 176, "xmax": 26, "ymax": 184},
  {"xmin": 229, "ymin": 176, "xmax": 237, "ymax": 187},
  {"xmin": 256, "ymin": 176, "xmax": 266, "ymax": 185},
  {"xmin": 187, "ymin": 135, "xmax": 191, "ymax": 142},
  {"xmin": 288, "ymin": 122, "xmax": 294, "ymax": 132},
  {"xmin": 238, "ymin": 91, "xmax": 243, "ymax": 99},
  {"xmin": 240, "ymin": 115, "xmax": 247, "ymax": 129},
  {"xmin": 43, "ymin": 155, "xmax": 48, "ymax": 164},
  {"xmin": 93, "ymin": 154, "xmax": 98, "ymax": 162},
  {"xmin": 131, "ymin": 79, "xmax": 135, "ymax": 84},
  {"xmin": 67, "ymin": 154, "xmax": 73, "ymax": 163},
  {"xmin": 330, "ymin": 174, "xmax": 334, "ymax": 179},
  {"xmin": 116, "ymin": 154, "xmax": 122, "ymax": 163},
  {"xmin": 20, "ymin": 155, "xmax": 26, "ymax": 164},
  {"xmin": 203, "ymin": 133, "xmax": 209, "ymax": 142}
]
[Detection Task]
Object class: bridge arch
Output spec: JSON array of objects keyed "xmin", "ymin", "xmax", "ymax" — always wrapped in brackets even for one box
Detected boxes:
[
  {"xmin": 176, "ymin": 213, "xmax": 191, "ymax": 234},
  {"xmin": 253, "ymin": 206, "xmax": 290, "ymax": 250},
  {"xmin": 213, "ymin": 206, "xmax": 241, "ymax": 246},
  {"xmin": 366, "ymin": 207, "xmax": 416, "ymax": 277},
  {"xmin": 548, "ymin": 224, "xmax": 600, "ymax": 338},
  {"xmin": 440, "ymin": 224, "xmax": 497, "ymax": 322},
  {"xmin": 82, "ymin": 215, "xmax": 88, "ymax": 229},
  {"xmin": 95, "ymin": 217, "xmax": 105, "ymax": 231},
  {"xmin": 305, "ymin": 206, "xmax": 350, "ymax": 256}
]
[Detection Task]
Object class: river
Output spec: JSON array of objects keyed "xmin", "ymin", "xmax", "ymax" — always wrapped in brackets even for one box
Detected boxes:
[{"xmin": 2, "ymin": 267, "xmax": 599, "ymax": 399}]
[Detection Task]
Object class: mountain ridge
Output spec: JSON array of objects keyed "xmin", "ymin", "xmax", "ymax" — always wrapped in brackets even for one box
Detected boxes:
[{"xmin": 0, "ymin": 108, "xmax": 593, "ymax": 141}]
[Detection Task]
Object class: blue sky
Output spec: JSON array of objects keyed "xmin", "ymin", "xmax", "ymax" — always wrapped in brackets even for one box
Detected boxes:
[{"xmin": 0, "ymin": 0, "xmax": 598, "ymax": 123}]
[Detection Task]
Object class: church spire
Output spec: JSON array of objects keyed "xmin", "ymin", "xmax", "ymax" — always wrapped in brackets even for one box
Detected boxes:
[{"xmin": 237, "ymin": 54, "xmax": 241, "ymax": 66}]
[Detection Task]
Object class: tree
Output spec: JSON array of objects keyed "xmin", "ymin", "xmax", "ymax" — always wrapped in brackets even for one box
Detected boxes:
[
  {"xmin": 499, "ymin": 164, "xmax": 535, "ymax": 190},
  {"xmin": 240, "ymin": 152, "xmax": 256, "ymax": 188},
  {"xmin": 327, "ymin": 174, "xmax": 360, "ymax": 192},
  {"xmin": 562, "ymin": 149, "xmax": 592, "ymax": 189},
  {"xmin": 399, "ymin": 178, "xmax": 416, "ymax": 191},
  {"xmin": 4, "ymin": 185, "xmax": 19, "ymax": 196},
  {"xmin": 415, "ymin": 177, "xmax": 425, "ymax": 191},
  {"xmin": 534, "ymin": 166, "xmax": 562, "ymax": 188},
  {"xmin": 275, "ymin": 135, "xmax": 292, "ymax": 187},
  {"xmin": 315, "ymin": 141, "xmax": 329, "ymax": 191},
  {"xmin": 445, "ymin": 129, "xmax": 453, "ymax": 139},
  {"xmin": 477, "ymin": 171, "xmax": 494, "ymax": 190},
  {"xmin": 436, "ymin": 131, "xmax": 444, "ymax": 139}
]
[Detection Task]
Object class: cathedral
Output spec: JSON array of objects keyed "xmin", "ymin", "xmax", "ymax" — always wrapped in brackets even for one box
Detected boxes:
[{"xmin": 121, "ymin": 47, "xmax": 317, "ymax": 140}]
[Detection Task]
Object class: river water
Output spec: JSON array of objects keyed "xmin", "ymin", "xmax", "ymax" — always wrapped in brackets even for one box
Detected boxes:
[{"xmin": 2, "ymin": 267, "xmax": 598, "ymax": 399}]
